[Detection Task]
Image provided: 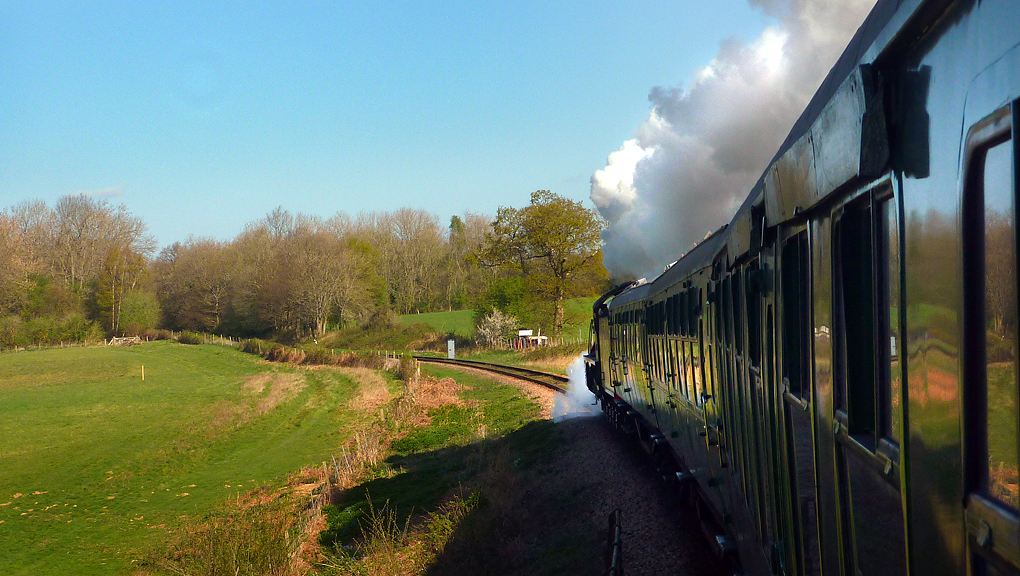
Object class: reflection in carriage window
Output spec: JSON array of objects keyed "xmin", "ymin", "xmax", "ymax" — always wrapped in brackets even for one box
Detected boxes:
[
  {"xmin": 983, "ymin": 140, "xmax": 1018, "ymax": 510},
  {"xmin": 886, "ymin": 197, "xmax": 903, "ymax": 444}
]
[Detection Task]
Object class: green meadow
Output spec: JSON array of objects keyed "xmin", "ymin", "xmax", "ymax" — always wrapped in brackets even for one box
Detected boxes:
[
  {"xmin": 0, "ymin": 342, "xmax": 360, "ymax": 576},
  {"xmin": 398, "ymin": 297, "xmax": 598, "ymax": 342},
  {"xmin": 399, "ymin": 310, "xmax": 477, "ymax": 338}
]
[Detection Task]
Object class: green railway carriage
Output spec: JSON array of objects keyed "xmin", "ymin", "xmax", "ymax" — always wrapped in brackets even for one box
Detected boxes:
[{"xmin": 585, "ymin": 0, "xmax": 1020, "ymax": 574}]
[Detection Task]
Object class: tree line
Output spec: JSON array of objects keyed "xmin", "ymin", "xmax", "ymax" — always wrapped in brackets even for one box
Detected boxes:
[{"xmin": 0, "ymin": 191, "xmax": 609, "ymax": 348}]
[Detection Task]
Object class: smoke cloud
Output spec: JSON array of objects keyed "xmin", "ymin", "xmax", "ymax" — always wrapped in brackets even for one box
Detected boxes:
[
  {"xmin": 591, "ymin": 0, "xmax": 876, "ymax": 279},
  {"xmin": 552, "ymin": 357, "xmax": 602, "ymax": 421}
]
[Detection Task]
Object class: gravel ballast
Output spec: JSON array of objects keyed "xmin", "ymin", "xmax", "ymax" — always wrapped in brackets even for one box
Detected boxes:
[{"xmin": 436, "ymin": 363, "xmax": 727, "ymax": 576}]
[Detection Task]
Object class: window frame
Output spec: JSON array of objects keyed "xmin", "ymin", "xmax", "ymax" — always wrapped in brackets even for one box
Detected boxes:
[
  {"xmin": 781, "ymin": 227, "xmax": 812, "ymax": 408},
  {"xmin": 961, "ymin": 102, "xmax": 1020, "ymax": 572}
]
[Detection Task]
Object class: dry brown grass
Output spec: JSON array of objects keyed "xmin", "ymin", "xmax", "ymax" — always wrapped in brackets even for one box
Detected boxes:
[
  {"xmin": 385, "ymin": 391, "xmax": 431, "ymax": 430},
  {"xmin": 241, "ymin": 373, "xmax": 272, "ymax": 395},
  {"xmin": 319, "ymin": 492, "xmax": 479, "ymax": 576},
  {"xmin": 411, "ymin": 376, "xmax": 466, "ymax": 409},
  {"xmin": 143, "ymin": 463, "xmax": 340, "ymax": 576},
  {"xmin": 522, "ymin": 354, "xmax": 579, "ymax": 373},
  {"xmin": 330, "ymin": 429, "xmax": 387, "ymax": 491},
  {"xmin": 256, "ymin": 373, "xmax": 307, "ymax": 416},
  {"xmin": 343, "ymin": 368, "xmax": 393, "ymax": 413}
]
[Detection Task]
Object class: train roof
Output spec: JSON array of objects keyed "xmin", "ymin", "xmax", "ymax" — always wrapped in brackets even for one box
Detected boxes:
[
  {"xmin": 645, "ymin": 224, "xmax": 729, "ymax": 299},
  {"xmin": 605, "ymin": 281, "xmax": 651, "ymax": 310},
  {"xmin": 766, "ymin": 0, "xmax": 899, "ymax": 175}
]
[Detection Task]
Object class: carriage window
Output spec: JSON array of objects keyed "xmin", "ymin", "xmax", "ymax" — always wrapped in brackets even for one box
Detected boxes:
[
  {"xmin": 666, "ymin": 296, "xmax": 674, "ymax": 335},
  {"xmin": 693, "ymin": 287, "xmax": 701, "ymax": 336},
  {"xmin": 746, "ymin": 265, "xmax": 762, "ymax": 365},
  {"xmin": 671, "ymin": 296, "xmax": 677, "ymax": 336},
  {"xmin": 982, "ymin": 140, "xmax": 1018, "ymax": 509},
  {"xmin": 683, "ymin": 291, "xmax": 691, "ymax": 337},
  {"xmin": 836, "ymin": 197, "xmax": 879, "ymax": 450},
  {"xmin": 782, "ymin": 231, "xmax": 810, "ymax": 398},
  {"xmin": 682, "ymin": 291, "xmax": 688, "ymax": 336},
  {"xmin": 732, "ymin": 271, "xmax": 743, "ymax": 355}
]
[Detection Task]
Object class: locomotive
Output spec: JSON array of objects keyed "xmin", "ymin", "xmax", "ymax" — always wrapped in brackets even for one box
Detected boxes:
[{"xmin": 584, "ymin": 0, "xmax": 1020, "ymax": 575}]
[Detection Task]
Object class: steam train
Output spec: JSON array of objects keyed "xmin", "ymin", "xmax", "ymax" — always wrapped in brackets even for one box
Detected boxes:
[{"xmin": 583, "ymin": 0, "xmax": 1020, "ymax": 575}]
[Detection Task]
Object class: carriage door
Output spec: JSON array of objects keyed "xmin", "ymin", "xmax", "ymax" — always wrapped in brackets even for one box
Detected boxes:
[
  {"xmin": 963, "ymin": 103, "xmax": 1020, "ymax": 576},
  {"xmin": 831, "ymin": 179, "xmax": 907, "ymax": 576},
  {"xmin": 779, "ymin": 228, "xmax": 820, "ymax": 576}
]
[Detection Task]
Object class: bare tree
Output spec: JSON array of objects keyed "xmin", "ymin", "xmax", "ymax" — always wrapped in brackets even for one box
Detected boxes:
[
  {"xmin": 50, "ymin": 195, "xmax": 154, "ymax": 291},
  {"xmin": 153, "ymin": 238, "xmax": 235, "ymax": 332},
  {"xmin": 0, "ymin": 214, "xmax": 30, "ymax": 315},
  {"xmin": 290, "ymin": 229, "xmax": 374, "ymax": 335}
]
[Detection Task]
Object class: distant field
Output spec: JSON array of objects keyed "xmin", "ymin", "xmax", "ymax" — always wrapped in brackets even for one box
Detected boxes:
[
  {"xmin": 563, "ymin": 296, "xmax": 597, "ymax": 336},
  {"xmin": 0, "ymin": 342, "xmax": 360, "ymax": 576},
  {"xmin": 399, "ymin": 298, "xmax": 598, "ymax": 342},
  {"xmin": 400, "ymin": 309, "xmax": 476, "ymax": 337}
]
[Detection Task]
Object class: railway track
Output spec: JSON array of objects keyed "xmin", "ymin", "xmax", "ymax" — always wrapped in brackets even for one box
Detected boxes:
[{"xmin": 411, "ymin": 356, "xmax": 568, "ymax": 393}]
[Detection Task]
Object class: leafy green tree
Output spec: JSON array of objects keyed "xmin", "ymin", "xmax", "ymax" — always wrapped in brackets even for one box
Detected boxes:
[
  {"xmin": 481, "ymin": 190, "xmax": 606, "ymax": 334},
  {"xmin": 119, "ymin": 289, "xmax": 161, "ymax": 335},
  {"xmin": 94, "ymin": 247, "xmax": 145, "ymax": 334}
]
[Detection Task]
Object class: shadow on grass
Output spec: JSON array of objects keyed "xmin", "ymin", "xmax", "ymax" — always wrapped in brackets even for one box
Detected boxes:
[{"xmin": 322, "ymin": 418, "xmax": 606, "ymax": 576}]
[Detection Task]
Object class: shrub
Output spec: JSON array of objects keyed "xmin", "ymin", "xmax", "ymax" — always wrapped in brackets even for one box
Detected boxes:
[
  {"xmin": 24, "ymin": 316, "xmax": 58, "ymax": 345},
  {"xmin": 265, "ymin": 344, "xmax": 289, "ymax": 362},
  {"xmin": 396, "ymin": 354, "xmax": 418, "ymax": 382},
  {"xmin": 475, "ymin": 309, "xmax": 518, "ymax": 348},
  {"xmin": 0, "ymin": 316, "xmax": 21, "ymax": 349},
  {"xmin": 338, "ymin": 351, "xmax": 386, "ymax": 369},
  {"xmin": 303, "ymin": 347, "xmax": 338, "ymax": 365},
  {"xmin": 60, "ymin": 315, "xmax": 103, "ymax": 344},
  {"xmin": 141, "ymin": 328, "xmax": 174, "ymax": 341},
  {"xmin": 239, "ymin": 338, "xmax": 269, "ymax": 355},
  {"xmin": 177, "ymin": 331, "xmax": 204, "ymax": 345},
  {"xmin": 264, "ymin": 343, "xmax": 306, "ymax": 364}
]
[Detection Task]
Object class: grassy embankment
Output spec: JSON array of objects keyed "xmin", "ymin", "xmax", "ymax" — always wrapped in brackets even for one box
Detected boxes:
[
  {"xmin": 315, "ymin": 364, "xmax": 602, "ymax": 576},
  {"xmin": 0, "ymin": 341, "xmax": 365, "ymax": 575}
]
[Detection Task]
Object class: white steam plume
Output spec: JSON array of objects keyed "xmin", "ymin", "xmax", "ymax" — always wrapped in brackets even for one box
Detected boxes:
[
  {"xmin": 552, "ymin": 357, "xmax": 602, "ymax": 421},
  {"xmin": 591, "ymin": 0, "xmax": 876, "ymax": 279}
]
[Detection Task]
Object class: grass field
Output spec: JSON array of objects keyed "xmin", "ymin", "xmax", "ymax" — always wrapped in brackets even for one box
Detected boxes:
[
  {"xmin": 399, "ymin": 297, "xmax": 598, "ymax": 343},
  {"xmin": 399, "ymin": 310, "xmax": 476, "ymax": 338},
  {"xmin": 0, "ymin": 341, "xmax": 362, "ymax": 576}
]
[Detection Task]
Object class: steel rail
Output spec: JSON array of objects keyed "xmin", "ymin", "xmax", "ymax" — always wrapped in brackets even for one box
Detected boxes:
[{"xmin": 411, "ymin": 355, "xmax": 568, "ymax": 393}]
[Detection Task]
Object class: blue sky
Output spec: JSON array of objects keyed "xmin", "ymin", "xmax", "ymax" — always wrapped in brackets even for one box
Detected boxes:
[{"xmin": 1, "ymin": 1, "xmax": 773, "ymax": 248}]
